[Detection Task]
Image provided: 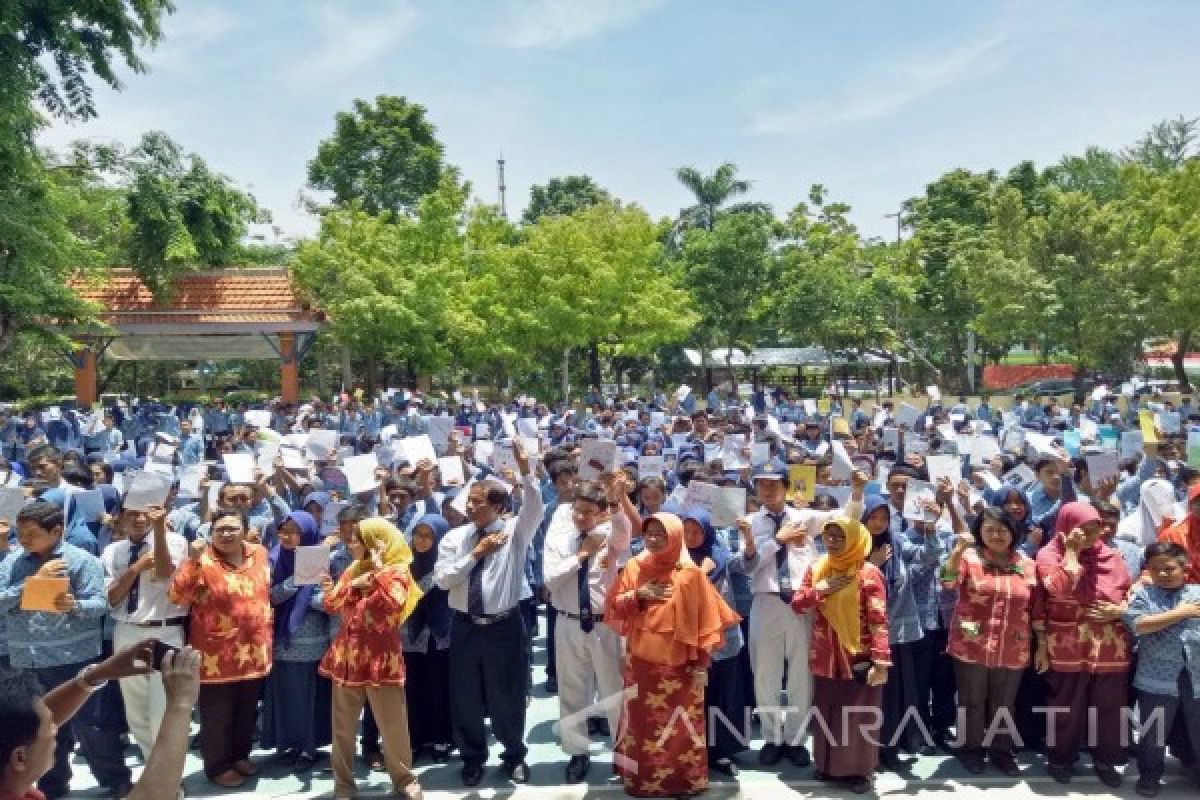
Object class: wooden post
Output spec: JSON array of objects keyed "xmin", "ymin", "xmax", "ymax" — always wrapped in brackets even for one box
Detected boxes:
[
  {"xmin": 280, "ymin": 333, "xmax": 299, "ymax": 404},
  {"xmin": 74, "ymin": 346, "xmax": 97, "ymax": 406}
]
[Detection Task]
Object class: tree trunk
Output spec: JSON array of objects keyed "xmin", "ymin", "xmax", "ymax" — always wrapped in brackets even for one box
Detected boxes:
[
  {"xmin": 1172, "ymin": 329, "xmax": 1193, "ymax": 391},
  {"xmin": 588, "ymin": 341, "xmax": 602, "ymax": 391},
  {"xmin": 340, "ymin": 346, "xmax": 353, "ymax": 392},
  {"xmin": 561, "ymin": 348, "xmax": 570, "ymax": 404}
]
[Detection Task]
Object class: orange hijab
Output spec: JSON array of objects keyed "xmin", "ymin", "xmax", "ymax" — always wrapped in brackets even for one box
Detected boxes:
[{"xmin": 607, "ymin": 512, "xmax": 739, "ymax": 652}]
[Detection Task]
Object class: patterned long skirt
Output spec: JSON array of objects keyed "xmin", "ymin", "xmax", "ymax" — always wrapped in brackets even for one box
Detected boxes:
[{"xmin": 615, "ymin": 654, "xmax": 708, "ymax": 797}]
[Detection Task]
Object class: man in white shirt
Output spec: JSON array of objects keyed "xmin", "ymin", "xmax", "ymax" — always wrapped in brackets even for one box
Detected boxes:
[
  {"xmin": 101, "ymin": 504, "xmax": 188, "ymax": 759},
  {"xmin": 742, "ymin": 463, "xmax": 865, "ymax": 769},
  {"xmin": 434, "ymin": 440, "xmax": 544, "ymax": 787},
  {"xmin": 542, "ymin": 473, "xmax": 634, "ymax": 783}
]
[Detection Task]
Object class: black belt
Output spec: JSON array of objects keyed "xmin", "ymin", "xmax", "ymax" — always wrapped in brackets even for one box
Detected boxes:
[
  {"xmin": 124, "ymin": 617, "xmax": 188, "ymax": 628},
  {"xmin": 456, "ymin": 609, "xmax": 515, "ymax": 626},
  {"xmin": 558, "ymin": 610, "xmax": 604, "ymax": 623}
]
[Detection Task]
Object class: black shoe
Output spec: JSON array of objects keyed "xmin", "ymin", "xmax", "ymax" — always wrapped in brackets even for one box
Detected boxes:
[
  {"xmin": 545, "ymin": 677, "xmax": 558, "ymax": 694},
  {"xmin": 565, "ymin": 754, "xmax": 590, "ymax": 783},
  {"xmin": 785, "ymin": 744, "xmax": 811, "ymax": 768},
  {"xmin": 1047, "ymin": 763, "xmax": 1072, "ymax": 784},
  {"xmin": 759, "ymin": 743, "xmax": 784, "ymax": 766},
  {"xmin": 462, "ymin": 763, "xmax": 484, "ymax": 787},
  {"xmin": 962, "ymin": 752, "xmax": 986, "ymax": 774},
  {"xmin": 107, "ymin": 782, "xmax": 135, "ymax": 800},
  {"xmin": 588, "ymin": 717, "xmax": 611, "ymax": 738},
  {"xmin": 847, "ymin": 775, "xmax": 874, "ymax": 794},
  {"xmin": 709, "ymin": 756, "xmax": 739, "ymax": 777},
  {"xmin": 294, "ymin": 752, "xmax": 317, "ymax": 772},
  {"xmin": 1135, "ymin": 778, "xmax": 1160, "ymax": 797},
  {"xmin": 1093, "ymin": 761, "xmax": 1123, "ymax": 788},
  {"xmin": 812, "ymin": 770, "xmax": 830, "ymax": 782},
  {"xmin": 878, "ymin": 750, "xmax": 904, "ymax": 773},
  {"xmin": 432, "ymin": 743, "xmax": 451, "ymax": 764},
  {"xmin": 506, "ymin": 760, "xmax": 530, "ymax": 783},
  {"xmin": 278, "ymin": 748, "xmax": 299, "ymax": 766}
]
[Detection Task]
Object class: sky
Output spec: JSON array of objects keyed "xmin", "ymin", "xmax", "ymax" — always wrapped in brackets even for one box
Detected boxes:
[{"xmin": 38, "ymin": 0, "xmax": 1200, "ymax": 244}]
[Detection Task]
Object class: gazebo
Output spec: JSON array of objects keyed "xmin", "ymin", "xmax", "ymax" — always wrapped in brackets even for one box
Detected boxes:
[{"xmin": 66, "ymin": 268, "xmax": 323, "ymax": 405}]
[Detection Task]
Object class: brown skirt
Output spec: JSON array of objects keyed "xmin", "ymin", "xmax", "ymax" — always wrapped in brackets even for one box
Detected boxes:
[
  {"xmin": 615, "ymin": 655, "xmax": 708, "ymax": 797},
  {"xmin": 812, "ymin": 675, "xmax": 884, "ymax": 779}
]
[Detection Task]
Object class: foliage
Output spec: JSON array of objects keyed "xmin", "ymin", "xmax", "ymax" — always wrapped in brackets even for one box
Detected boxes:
[
  {"xmin": 307, "ymin": 95, "xmax": 445, "ymax": 217},
  {"xmin": 522, "ymin": 175, "xmax": 612, "ymax": 224},
  {"xmin": 672, "ymin": 162, "xmax": 758, "ymax": 239}
]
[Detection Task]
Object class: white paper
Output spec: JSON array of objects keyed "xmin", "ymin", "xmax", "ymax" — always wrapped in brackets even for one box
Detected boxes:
[
  {"xmin": 294, "ymin": 545, "xmax": 331, "ymax": 586},
  {"xmin": 675, "ymin": 385, "xmax": 692, "ymax": 400},
  {"xmin": 926, "ymin": 386, "xmax": 942, "ymax": 403},
  {"xmin": 1085, "ymin": 451, "xmax": 1120, "ymax": 487},
  {"xmin": 499, "ymin": 413, "xmax": 517, "ymax": 439},
  {"xmin": 0, "ymin": 486, "xmax": 27, "ymax": 525},
  {"xmin": 255, "ymin": 441, "xmax": 280, "ymax": 474},
  {"xmin": 966, "ymin": 435, "xmax": 1001, "ymax": 466},
  {"xmin": 830, "ymin": 440, "xmax": 854, "ymax": 481},
  {"xmin": 683, "ymin": 481, "xmax": 719, "ymax": 517},
  {"xmin": 925, "ymin": 454, "xmax": 961, "ymax": 487},
  {"xmin": 1160, "ymin": 411, "xmax": 1181, "ymax": 435},
  {"xmin": 473, "ymin": 440, "xmax": 494, "ymax": 465},
  {"xmin": 721, "ymin": 434, "xmax": 747, "ymax": 470},
  {"xmin": 750, "ymin": 442, "xmax": 771, "ymax": 466},
  {"xmin": 516, "ymin": 417, "xmax": 539, "ymax": 439},
  {"xmin": 1120, "ymin": 430, "xmax": 1144, "ymax": 461},
  {"xmin": 638, "ymin": 455, "xmax": 665, "ymax": 479},
  {"xmin": 450, "ymin": 481, "xmax": 474, "ymax": 517},
  {"xmin": 491, "ymin": 440, "xmax": 519, "ymax": 473},
  {"xmin": 320, "ymin": 501, "xmax": 345, "ymax": 535},
  {"xmin": 977, "ymin": 470, "xmax": 1002, "ymax": 492},
  {"xmin": 437, "ymin": 456, "xmax": 465, "ymax": 486},
  {"xmin": 901, "ymin": 479, "xmax": 939, "ymax": 522},
  {"xmin": 817, "ymin": 484, "xmax": 853, "ymax": 508},
  {"xmin": 124, "ymin": 471, "xmax": 171, "ymax": 512},
  {"xmin": 711, "ymin": 487, "xmax": 747, "ymax": 528},
  {"xmin": 280, "ymin": 445, "xmax": 308, "ymax": 471},
  {"xmin": 905, "ymin": 435, "xmax": 929, "ymax": 456},
  {"xmin": 671, "ymin": 433, "xmax": 691, "ymax": 450},
  {"xmin": 342, "ymin": 453, "xmax": 380, "ymax": 495},
  {"xmin": 222, "ymin": 453, "xmax": 256, "ymax": 485},
  {"xmin": 1002, "ymin": 427, "xmax": 1026, "ymax": 454},
  {"xmin": 474, "ymin": 422, "xmax": 491, "ymax": 440},
  {"xmin": 397, "ymin": 435, "xmax": 437, "ymax": 467},
  {"xmin": 304, "ymin": 428, "xmax": 338, "ymax": 461},
  {"xmin": 1002, "ymin": 464, "xmax": 1038, "ymax": 490},
  {"xmin": 145, "ymin": 460, "xmax": 175, "ymax": 478},
  {"xmin": 244, "ymin": 409, "xmax": 272, "ymax": 429},
  {"xmin": 177, "ymin": 466, "xmax": 202, "ymax": 499},
  {"xmin": 578, "ymin": 440, "xmax": 618, "ymax": 481}
]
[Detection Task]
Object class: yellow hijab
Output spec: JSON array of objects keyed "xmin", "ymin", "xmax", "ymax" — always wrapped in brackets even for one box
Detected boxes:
[
  {"xmin": 811, "ymin": 517, "xmax": 872, "ymax": 654},
  {"xmin": 349, "ymin": 517, "xmax": 422, "ymax": 624}
]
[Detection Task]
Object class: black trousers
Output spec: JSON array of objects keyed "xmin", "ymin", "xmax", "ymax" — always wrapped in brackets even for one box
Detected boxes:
[
  {"xmin": 449, "ymin": 611, "xmax": 529, "ymax": 766},
  {"xmin": 911, "ymin": 627, "xmax": 957, "ymax": 734},
  {"xmin": 197, "ymin": 678, "xmax": 263, "ymax": 778}
]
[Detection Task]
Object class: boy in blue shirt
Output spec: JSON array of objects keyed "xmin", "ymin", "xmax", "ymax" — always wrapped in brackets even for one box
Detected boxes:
[{"xmin": 1122, "ymin": 541, "xmax": 1200, "ymax": 797}]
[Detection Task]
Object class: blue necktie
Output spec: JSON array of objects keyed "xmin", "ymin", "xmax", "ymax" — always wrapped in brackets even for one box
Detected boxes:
[
  {"xmin": 577, "ymin": 533, "xmax": 594, "ymax": 633},
  {"xmin": 126, "ymin": 538, "xmax": 146, "ymax": 613},
  {"xmin": 468, "ymin": 527, "xmax": 488, "ymax": 617},
  {"xmin": 771, "ymin": 513, "xmax": 793, "ymax": 603}
]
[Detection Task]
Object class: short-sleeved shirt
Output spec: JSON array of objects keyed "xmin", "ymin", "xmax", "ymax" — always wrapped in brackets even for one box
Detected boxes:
[{"xmin": 1121, "ymin": 583, "xmax": 1200, "ymax": 698}]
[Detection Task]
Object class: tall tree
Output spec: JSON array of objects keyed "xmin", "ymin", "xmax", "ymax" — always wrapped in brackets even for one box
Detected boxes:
[
  {"xmin": 673, "ymin": 162, "xmax": 753, "ymax": 233},
  {"xmin": 117, "ymin": 132, "xmax": 264, "ymax": 296},
  {"xmin": 522, "ymin": 175, "xmax": 612, "ymax": 224},
  {"xmin": 0, "ymin": 0, "xmax": 173, "ymax": 356},
  {"xmin": 307, "ymin": 95, "xmax": 445, "ymax": 217},
  {"xmin": 678, "ymin": 209, "xmax": 778, "ymax": 373}
]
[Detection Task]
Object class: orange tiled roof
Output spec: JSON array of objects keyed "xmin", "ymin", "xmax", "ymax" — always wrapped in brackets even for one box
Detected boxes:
[{"xmin": 69, "ymin": 268, "xmax": 323, "ymax": 325}]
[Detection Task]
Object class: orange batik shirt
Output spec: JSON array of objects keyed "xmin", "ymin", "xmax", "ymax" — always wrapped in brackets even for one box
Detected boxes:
[{"xmin": 168, "ymin": 543, "xmax": 274, "ymax": 683}]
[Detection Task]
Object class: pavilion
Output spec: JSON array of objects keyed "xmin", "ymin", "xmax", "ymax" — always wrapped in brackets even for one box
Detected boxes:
[{"xmin": 65, "ymin": 268, "xmax": 324, "ymax": 406}]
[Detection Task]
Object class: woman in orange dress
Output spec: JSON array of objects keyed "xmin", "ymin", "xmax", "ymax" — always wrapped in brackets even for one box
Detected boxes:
[
  {"xmin": 167, "ymin": 509, "xmax": 273, "ymax": 789},
  {"xmin": 605, "ymin": 512, "xmax": 740, "ymax": 798},
  {"xmin": 318, "ymin": 517, "xmax": 423, "ymax": 800}
]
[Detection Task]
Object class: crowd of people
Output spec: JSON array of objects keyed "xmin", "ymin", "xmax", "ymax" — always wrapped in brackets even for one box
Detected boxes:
[{"xmin": 1, "ymin": 382, "xmax": 1199, "ymax": 799}]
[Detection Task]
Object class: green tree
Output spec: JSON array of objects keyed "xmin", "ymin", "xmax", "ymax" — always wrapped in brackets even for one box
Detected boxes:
[
  {"xmin": 307, "ymin": 95, "xmax": 445, "ymax": 217},
  {"xmin": 673, "ymin": 162, "xmax": 756, "ymax": 234},
  {"xmin": 678, "ymin": 209, "xmax": 778, "ymax": 374},
  {"xmin": 293, "ymin": 172, "xmax": 470, "ymax": 387},
  {"xmin": 0, "ymin": 0, "xmax": 173, "ymax": 356},
  {"xmin": 522, "ymin": 175, "xmax": 612, "ymax": 224},
  {"xmin": 118, "ymin": 132, "xmax": 264, "ymax": 296}
]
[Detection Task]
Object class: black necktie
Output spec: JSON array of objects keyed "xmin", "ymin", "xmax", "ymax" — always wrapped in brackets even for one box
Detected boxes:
[
  {"xmin": 126, "ymin": 538, "xmax": 146, "ymax": 613},
  {"xmin": 577, "ymin": 533, "xmax": 594, "ymax": 634},
  {"xmin": 468, "ymin": 527, "xmax": 488, "ymax": 617},
  {"xmin": 770, "ymin": 512, "xmax": 793, "ymax": 603}
]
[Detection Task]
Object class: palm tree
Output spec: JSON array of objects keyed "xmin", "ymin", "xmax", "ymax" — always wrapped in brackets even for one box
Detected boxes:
[{"xmin": 674, "ymin": 162, "xmax": 752, "ymax": 232}]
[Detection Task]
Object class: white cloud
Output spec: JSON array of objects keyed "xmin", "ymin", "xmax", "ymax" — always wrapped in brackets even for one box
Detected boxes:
[
  {"xmin": 283, "ymin": 2, "xmax": 423, "ymax": 85},
  {"xmin": 748, "ymin": 32, "xmax": 1017, "ymax": 135},
  {"xmin": 499, "ymin": 0, "xmax": 669, "ymax": 49},
  {"xmin": 144, "ymin": 5, "xmax": 239, "ymax": 70}
]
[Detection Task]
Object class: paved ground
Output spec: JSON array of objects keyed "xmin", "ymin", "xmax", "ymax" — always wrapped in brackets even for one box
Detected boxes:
[{"xmin": 63, "ymin": 628, "xmax": 1196, "ymax": 799}]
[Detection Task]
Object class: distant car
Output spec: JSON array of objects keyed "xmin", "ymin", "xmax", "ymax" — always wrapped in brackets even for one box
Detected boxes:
[
  {"xmin": 1135, "ymin": 379, "xmax": 1186, "ymax": 396},
  {"xmin": 1016, "ymin": 378, "xmax": 1079, "ymax": 397},
  {"xmin": 825, "ymin": 381, "xmax": 881, "ymax": 398}
]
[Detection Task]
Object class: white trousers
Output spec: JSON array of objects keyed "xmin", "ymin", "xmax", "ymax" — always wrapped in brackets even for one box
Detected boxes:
[
  {"xmin": 554, "ymin": 615, "xmax": 625, "ymax": 756},
  {"xmin": 113, "ymin": 621, "xmax": 185, "ymax": 758},
  {"xmin": 749, "ymin": 593, "xmax": 813, "ymax": 746}
]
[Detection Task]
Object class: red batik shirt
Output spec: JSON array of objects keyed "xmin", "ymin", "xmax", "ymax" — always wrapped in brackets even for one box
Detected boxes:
[
  {"xmin": 791, "ymin": 563, "xmax": 891, "ymax": 680},
  {"xmin": 945, "ymin": 549, "xmax": 1037, "ymax": 670},
  {"xmin": 168, "ymin": 543, "xmax": 273, "ymax": 683},
  {"xmin": 319, "ymin": 567, "xmax": 411, "ymax": 688},
  {"xmin": 1033, "ymin": 544, "xmax": 1132, "ymax": 673}
]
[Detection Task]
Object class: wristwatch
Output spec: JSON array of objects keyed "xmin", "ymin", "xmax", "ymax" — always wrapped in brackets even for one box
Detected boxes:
[{"xmin": 76, "ymin": 664, "xmax": 109, "ymax": 692}]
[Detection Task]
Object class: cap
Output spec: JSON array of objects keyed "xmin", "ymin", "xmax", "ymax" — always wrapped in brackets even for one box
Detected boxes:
[{"xmin": 751, "ymin": 462, "xmax": 786, "ymax": 481}]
